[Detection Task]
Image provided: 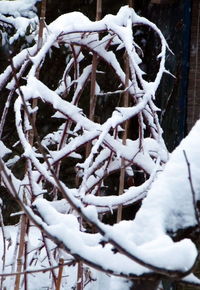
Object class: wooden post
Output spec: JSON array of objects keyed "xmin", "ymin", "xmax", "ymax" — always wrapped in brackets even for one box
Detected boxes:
[
  {"xmin": 30, "ymin": 0, "xmax": 47, "ymax": 145},
  {"xmin": 14, "ymin": 213, "xmax": 27, "ymax": 290},
  {"xmin": 117, "ymin": 54, "xmax": 130, "ymax": 223},
  {"xmin": 15, "ymin": 2, "xmax": 47, "ymax": 289},
  {"xmin": 128, "ymin": 0, "xmax": 134, "ymax": 7},
  {"xmin": 56, "ymin": 258, "xmax": 64, "ymax": 290},
  {"xmin": 86, "ymin": 0, "xmax": 102, "ymax": 157},
  {"xmin": 117, "ymin": 0, "xmax": 133, "ymax": 222}
]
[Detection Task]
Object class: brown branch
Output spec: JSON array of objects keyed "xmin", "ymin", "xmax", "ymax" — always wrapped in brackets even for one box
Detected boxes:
[{"xmin": 42, "ymin": 233, "xmax": 57, "ymax": 287}]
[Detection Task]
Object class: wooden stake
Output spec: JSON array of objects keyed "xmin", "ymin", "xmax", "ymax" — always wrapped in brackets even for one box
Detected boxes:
[
  {"xmin": 116, "ymin": 0, "xmax": 134, "ymax": 224},
  {"xmin": 14, "ymin": 213, "xmax": 27, "ymax": 290},
  {"xmin": 30, "ymin": 0, "xmax": 47, "ymax": 145},
  {"xmin": 14, "ymin": 2, "xmax": 47, "ymax": 289},
  {"xmin": 128, "ymin": 0, "xmax": 134, "ymax": 7},
  {"xmin": 86, "ymin": 0, "xmax": 102, "ymax": 157},
  {"xmin": 56, "ymin": 258, "xmax": 64, "ymax": 290},
  {"xmin": 96, "ymin": 0, "xmax": 102, "ymax": 21},
  {"xmin": 117, "ymin": 54, "xmax": 130, "ymax": 223},
  {"xmin": 77, "ymin": 261, "xmax": 84, "ymax": 290}
]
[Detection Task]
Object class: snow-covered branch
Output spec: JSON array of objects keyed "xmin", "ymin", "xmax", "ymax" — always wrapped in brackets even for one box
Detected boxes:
[{"xmin": 1, "ymin": 4, "xmax": 200, "ymax": 289}]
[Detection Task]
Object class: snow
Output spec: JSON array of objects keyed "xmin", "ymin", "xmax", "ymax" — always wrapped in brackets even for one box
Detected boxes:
[
  {"xmin": 182, "ymin": 273, "xmax": 200, "ymax": 286},
  {"xmin": 48, "ymin": 12, "xmax": 91, "ymax": 34},
  {"xmin": 33, "ymin": 199, "xmax": 80, "ymax": 230},
  {"xmin": 0, "ymin": 140, "xmax": 11, "ymax": 158},
  {"xmin": 0, "ymin": 0, "xmax": 38, "ymax": 17},
  {"xmin": 131, "ymin": 120, "xmax": 200, "ymax": 244}
]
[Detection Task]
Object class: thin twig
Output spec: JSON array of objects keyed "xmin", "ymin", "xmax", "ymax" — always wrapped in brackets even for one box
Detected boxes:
[
  {"xmin": 0, "ymin": 260, "xmax": 74, "ymax": 277},
  {"xmin": 0, "ymin": 208, "xmax": 6, "ymax": 289},
  {"xmin": 42, "ymin": 233, "xmax": 57, "ymax": 287},
  {"xmin": 183, "ymin": 150, "xmax": 200, "ymax": 228}
]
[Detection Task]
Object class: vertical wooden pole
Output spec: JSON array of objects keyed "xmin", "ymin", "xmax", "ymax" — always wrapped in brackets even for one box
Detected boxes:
[
  {"xmin": 117, "ymin": 0, "xmax": 133, "ymax": 222},
  {"xmin": 128, "ymin": 0, "xmax": 134, "ymax": 7},
  {"xmin": 117, "ymin": 54, "xmax": 130, "ymax": 223},
  {"xmin": 30, "ymin": 0, "xmax": 47, "ymax": 145},
  {"xmin": 14, "ymin": 213, "xmax": 27, "ymax": 290},
  {"xmin": 96, "ymin": 0, "xmax": 102, "ymax": 21},
  {"xmin": 86, "ymin": 0, "xmax": 102, "ymax": 157},
  {"xmin": 15, "ymin": 2, "xmax": 47, "ymax": 289},
  {"xmin": 37, "ymin": 0, "xmax": 47, "ymax": 54},
  {"xmin": 89, "ymin": 0, "xmax": 102, "ymax": 117},
  {"xmin": 56, "ymin": 258, "xmax": 64, "ymax": 290},
  {"xmin": 79, "ymin": 1, "xmax": 103, "ymax": 288}
]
